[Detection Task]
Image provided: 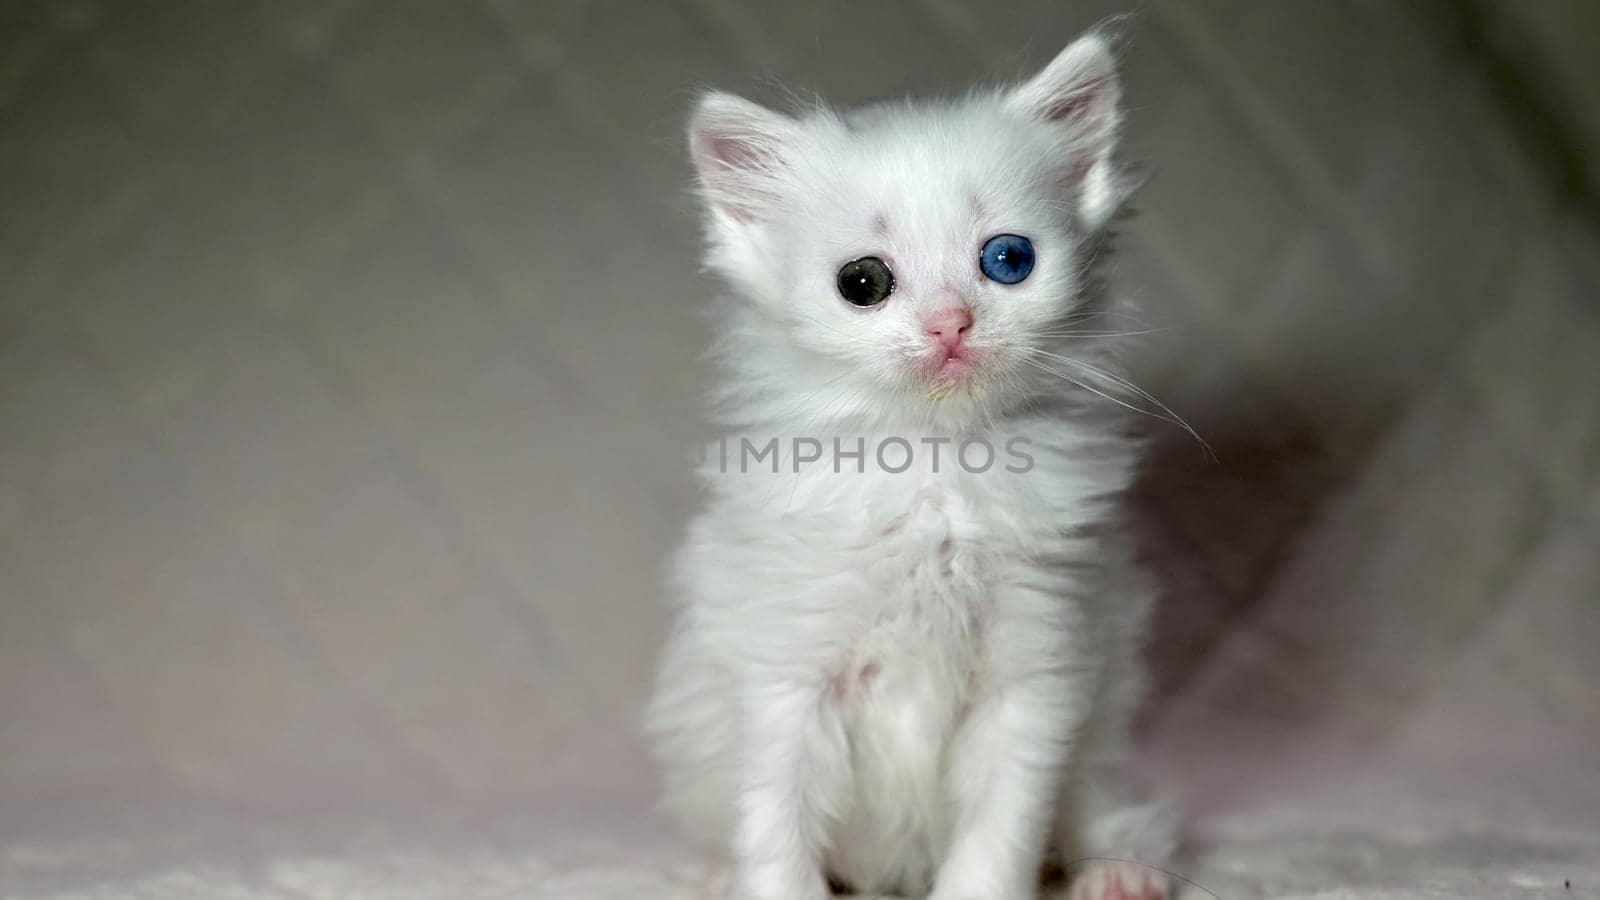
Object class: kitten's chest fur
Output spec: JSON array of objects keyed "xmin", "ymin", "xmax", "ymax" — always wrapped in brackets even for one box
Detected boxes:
[
  {"xmin": 830, "ymin": 475, "xmax": 992, "ymax": 708},
  {"xmin": 766, "ymin": 459, "xmax": 1012, "ymax": 642},
  {"xmin": 704, "ymin": 423, "xmax": 1097, "ymax": 667}
]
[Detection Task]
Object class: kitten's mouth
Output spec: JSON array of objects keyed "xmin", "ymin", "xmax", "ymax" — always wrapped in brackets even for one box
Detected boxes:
[
  {"xmin": 917, "ymin": 347, "xmax": 985, "ymax": 394},
  {"xmin": 934, "ymin": 355, "xmax": 977, "ymax": 379}
]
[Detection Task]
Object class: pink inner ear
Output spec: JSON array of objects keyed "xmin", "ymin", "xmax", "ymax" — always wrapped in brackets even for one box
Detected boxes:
[
  {"xmin": 701, "ymin": 133, "xmax": 765, "ymax": 171},
  {"xmin": 1043, "ymin": 76, "xmax": 1113, "ymax": 126},
  {"xmin": 694, "ymin": 131, "xmax": 772, "ymax": 222}
]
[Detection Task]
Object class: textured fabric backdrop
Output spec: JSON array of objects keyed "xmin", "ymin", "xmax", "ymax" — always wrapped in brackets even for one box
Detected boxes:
[{"xmin": 1, "ymin": 1, "xmax": 1597, "ymax": 897}]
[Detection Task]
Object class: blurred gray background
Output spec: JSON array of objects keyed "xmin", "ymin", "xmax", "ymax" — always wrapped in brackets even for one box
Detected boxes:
[{"xmin": 2, "ymin": 1, "xmax": 1598, "ymax": 897}]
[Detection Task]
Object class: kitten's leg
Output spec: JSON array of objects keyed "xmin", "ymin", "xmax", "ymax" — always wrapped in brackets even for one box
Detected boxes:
[
  {"xmin": 730, "ymin": 677, "xmax": 839, "ymax": 900},
  {"xmin": 930, "ymin": 592, "xmax": 1085, "ymax": 900},
  {"xmin": 930, "ymin": 671, "xmax": 1076, "ymax": 900}
]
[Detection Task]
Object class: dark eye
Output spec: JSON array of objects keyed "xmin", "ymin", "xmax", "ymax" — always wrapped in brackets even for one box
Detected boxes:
[
  {"xmin": 836, "ymin": 256, "xmax": 895, "ymax": 307},
  {"xmin": 979, "ymin": 234, "xmax": 1035, "ymax": 285}
]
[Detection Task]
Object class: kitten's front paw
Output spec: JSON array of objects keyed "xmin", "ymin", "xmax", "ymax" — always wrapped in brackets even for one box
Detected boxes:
[{"xmin": 1066, "ymin": 860, "xmax": 1168, "ymax": 900}]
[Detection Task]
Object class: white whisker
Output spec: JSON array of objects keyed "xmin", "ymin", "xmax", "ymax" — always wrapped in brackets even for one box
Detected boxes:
[{"xmin": 1021, "ymin": 349, "xmax": 1214, "ymax": 458}]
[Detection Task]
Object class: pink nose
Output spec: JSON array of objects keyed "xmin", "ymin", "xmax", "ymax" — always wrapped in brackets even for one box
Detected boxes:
[{"xmin": 924, "ymin": 307, "xmax": 974, "ymax": 352}]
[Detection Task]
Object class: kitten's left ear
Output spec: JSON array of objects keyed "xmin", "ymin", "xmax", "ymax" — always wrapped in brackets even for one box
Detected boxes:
[{"xmin": 1007, "ymin": 30, "xmax": 1127, "ymax": 229}]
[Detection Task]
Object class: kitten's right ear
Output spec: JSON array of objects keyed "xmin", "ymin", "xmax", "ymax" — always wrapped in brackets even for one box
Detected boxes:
[{"xmin": 688, "ymin": 91, "xmax": 795, "ymax": 223}]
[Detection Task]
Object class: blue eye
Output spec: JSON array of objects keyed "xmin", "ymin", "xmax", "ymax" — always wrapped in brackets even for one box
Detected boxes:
[{"xmin": 979, "ymin": 234, "xmax": 1035, "ymax": 285}]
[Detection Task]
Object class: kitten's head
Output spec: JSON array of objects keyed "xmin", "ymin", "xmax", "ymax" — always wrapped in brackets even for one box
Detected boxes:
[{"xmin": 689, "ymin": 30, "xmax": 1134, "ymax": 429}]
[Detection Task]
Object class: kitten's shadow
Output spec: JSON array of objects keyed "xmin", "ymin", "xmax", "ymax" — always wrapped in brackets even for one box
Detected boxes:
[{"xmin": 1127, "ymin": 404, "xmax": 1335, "ymax": 727}]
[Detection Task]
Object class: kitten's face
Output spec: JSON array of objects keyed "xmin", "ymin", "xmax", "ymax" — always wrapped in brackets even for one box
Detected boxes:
[
  {"xmin": 691, "ymin": 32, "xmax": 1127, "ymax": 426},
  {"xmin": 772, "ymin": 115, "xmax": 1083, "ymax": 404}
]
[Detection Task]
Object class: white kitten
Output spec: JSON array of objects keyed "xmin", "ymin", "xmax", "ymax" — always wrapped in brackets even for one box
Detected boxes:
[{"xmin": 649, "ymin": 28, "xmax": 1177, "ymax": 900}]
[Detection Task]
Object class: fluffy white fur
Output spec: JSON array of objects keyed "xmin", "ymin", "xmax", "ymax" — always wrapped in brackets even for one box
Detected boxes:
[{"xmin": 649, "ymin": 29, "xmax": 1175, "ymax": 900}]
